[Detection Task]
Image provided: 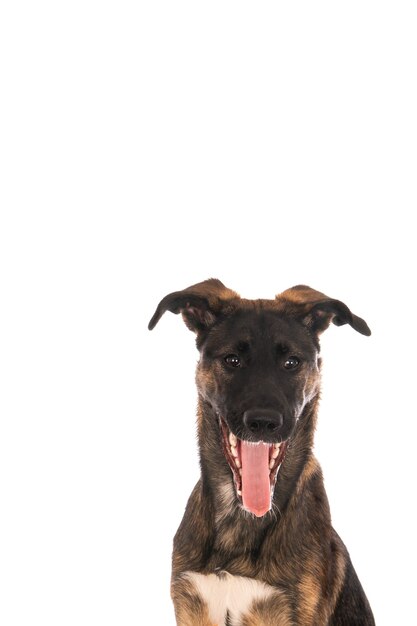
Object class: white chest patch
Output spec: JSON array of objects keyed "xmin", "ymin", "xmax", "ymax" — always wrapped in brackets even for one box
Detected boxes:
[{"xmin": 183, "ymin": 570, "xmax": 277, "ymax": 626}]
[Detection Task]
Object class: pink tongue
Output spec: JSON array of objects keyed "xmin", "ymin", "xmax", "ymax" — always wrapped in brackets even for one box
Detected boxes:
[{"xmin": 241, "ymin": 441, "xmax": 271, "ymax": 517}]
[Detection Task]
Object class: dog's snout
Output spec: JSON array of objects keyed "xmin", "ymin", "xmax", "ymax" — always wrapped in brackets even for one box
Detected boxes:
[{"xmin": 243, "ymin": 409, "xmax": 284, "ymax": 437}]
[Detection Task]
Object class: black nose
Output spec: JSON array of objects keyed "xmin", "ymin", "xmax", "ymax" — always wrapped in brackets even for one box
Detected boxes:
[{"xmin": 243, "ymin": 409, "xmax": 284, "ymax": 436}]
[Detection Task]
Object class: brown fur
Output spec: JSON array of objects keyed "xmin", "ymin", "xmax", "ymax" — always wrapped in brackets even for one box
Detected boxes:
[
  {"xmin": 171, "ymin": 576, "xmax": 214, "ymax": 626},
  {"xmin": 241, "ymin": 595, "xmax": 293, "ymax": 626},
  {"xmin": 149, "ymin": 280, "xmax": 374, "ymax": 625}
]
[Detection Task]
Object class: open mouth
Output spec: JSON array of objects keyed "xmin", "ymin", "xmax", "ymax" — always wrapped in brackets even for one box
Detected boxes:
[{"xmin": 219, "ymin": 417, "xmax": 288, "ymax": 518}]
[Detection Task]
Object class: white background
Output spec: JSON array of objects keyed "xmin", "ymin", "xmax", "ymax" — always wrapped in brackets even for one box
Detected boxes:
[{"xmin": 1, "ymin": 1, "xmax": 416, "ymax": 624}]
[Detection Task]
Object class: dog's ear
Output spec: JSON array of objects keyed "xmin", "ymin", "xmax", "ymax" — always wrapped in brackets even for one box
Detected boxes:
[
  {"xmin": 148, "ymin": 278, "xmax": 239, "ymax": 334},
  {"xmin": 275, "ymin": 285, "xmax": 371, "ymax": 336}
]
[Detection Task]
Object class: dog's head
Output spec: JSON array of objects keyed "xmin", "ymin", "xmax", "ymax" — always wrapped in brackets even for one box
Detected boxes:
[{"xmin": 149, "ymin": 279, "xmax": 370, "ymax": 517}]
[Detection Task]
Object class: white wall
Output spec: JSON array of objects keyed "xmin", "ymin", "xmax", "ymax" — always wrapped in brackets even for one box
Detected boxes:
[{"xmin": 1, "ymin": 2, "xmax": 416, "ymax": 624}]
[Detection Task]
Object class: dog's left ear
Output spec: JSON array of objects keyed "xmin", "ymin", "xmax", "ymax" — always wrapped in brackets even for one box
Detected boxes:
[
  {"xmin": 276, "ymin": 285, "xmax": 371, "ymax": 336},
  {"xmin": 148, "ymin": 278, "xmax": 239, "ymax": 334}
]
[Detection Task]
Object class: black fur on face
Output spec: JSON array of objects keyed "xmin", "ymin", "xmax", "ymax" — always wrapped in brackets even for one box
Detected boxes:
[{"xmin": 196, "ymin": 308, "xmax": 320, "ymax": 445}]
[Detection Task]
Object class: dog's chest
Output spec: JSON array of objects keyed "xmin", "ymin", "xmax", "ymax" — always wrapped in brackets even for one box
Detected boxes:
[{"xmin": 183, "ymin": 570, "xmax": 284, "ymax": 626}]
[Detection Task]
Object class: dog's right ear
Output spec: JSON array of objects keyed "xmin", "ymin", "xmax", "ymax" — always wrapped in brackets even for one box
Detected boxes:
[{"xmin": 148, "ymin": 278, "xmax": 239, "ymax": 334}]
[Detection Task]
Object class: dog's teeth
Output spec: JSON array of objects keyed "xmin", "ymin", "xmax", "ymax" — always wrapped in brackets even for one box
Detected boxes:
[
  {"xmin": 271, "ymin": 447, "xmax": 280, "ymax": 460},
  {"xmin": 237, "ymin": 489, "xmax": 242, "ymax": 496},
  {"xmin": 229, "ymin": 433, "xmax": 237, "ymax": 447},
  {"xmin": 269, "ymin": 458, "xmax": 276, "ymax": 469},
  {"xmin": 239, "ymin": 469, "xmax": 242, "ymax": 476},
  {"xmin": 231, "ymin": 445, "xmax": 238, "ymax": 458},
  {"xmin": 235, "ymin": 457, "xmax": 241, "ymax": 468},
  {"xmin": 274, "ymin": 443, "xmax": 281, "ymax": 450}
]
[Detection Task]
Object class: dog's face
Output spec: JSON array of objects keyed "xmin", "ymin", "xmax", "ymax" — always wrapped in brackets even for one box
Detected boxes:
[
  {"xmin": 196, "ymin": 308, "xmax": 319, "ymax": 443},
  {"xmin": 149, "ymin": 279, "xmax": 370, "ymax": 517},
  {"xmin": 195, "ymin": 307, "xmax": 321, "ymax": 516}
]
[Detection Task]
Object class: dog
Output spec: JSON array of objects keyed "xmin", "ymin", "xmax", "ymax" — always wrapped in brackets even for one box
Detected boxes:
[{"xmin": 149, "ymin": 279, "xmax": 375, "ymax": 626}]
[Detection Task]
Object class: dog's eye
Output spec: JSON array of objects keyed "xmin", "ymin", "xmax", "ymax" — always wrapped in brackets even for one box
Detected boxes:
[
  {"xmin": 284, "ymin": 356, "xmax": 300, "ymax": 370},
  {"xmin": 224, "ymin": 354, "xmax": 241, "ymax": 368}
]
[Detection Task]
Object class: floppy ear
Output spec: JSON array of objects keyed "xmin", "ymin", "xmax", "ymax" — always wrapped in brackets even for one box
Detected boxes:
[
  {"xmin": 148, "ymin": 278, "xmax": 239, "ymax": 333},
  {"xmin": 275, "ymin": 285, "xmax": 371, "ymax": 336}
]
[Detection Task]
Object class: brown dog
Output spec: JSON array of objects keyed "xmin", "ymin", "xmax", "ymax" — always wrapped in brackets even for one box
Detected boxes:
[{"xmin": 149, "ymin": 279, "xmax": 375, "ymax": 625}]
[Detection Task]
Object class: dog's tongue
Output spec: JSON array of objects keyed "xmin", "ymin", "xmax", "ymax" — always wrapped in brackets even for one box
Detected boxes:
[{"xmin": 241, "ymin": 441, "xmax": 271, "ymax": 517}]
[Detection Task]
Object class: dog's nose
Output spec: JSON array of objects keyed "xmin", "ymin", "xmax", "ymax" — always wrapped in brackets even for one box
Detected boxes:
[{"xmin": 243, "ymin": 409, "xmax": 284, "ymax": 437}]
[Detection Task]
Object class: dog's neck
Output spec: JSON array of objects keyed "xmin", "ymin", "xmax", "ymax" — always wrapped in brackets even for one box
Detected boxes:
[{"xmin": 190, "ymin": 397, "xmax": 327, "ymax": 571}]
